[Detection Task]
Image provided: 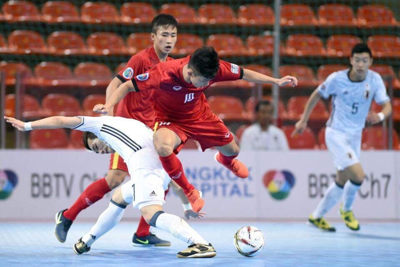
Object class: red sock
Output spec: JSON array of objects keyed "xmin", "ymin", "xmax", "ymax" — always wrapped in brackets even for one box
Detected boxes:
[
  {"xmin": 218, "ymin": 152, "xmax": 237, "ymax": 166},
  {"xmin": 135, "ymin": 216, "xmax": 150, "ymax": 237},
  {"xmin": 63, "ymin": 178, "xmax": 111, "ymax": 221},
  {"xmin": 159, "ymin": 154, "xmax": 194, "ymax": 194}
]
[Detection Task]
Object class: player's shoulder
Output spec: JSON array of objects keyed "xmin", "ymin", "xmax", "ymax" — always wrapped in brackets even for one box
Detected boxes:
[{"xmin": 367, "ymin": 69, "xmax": 383, "ymax": 81}]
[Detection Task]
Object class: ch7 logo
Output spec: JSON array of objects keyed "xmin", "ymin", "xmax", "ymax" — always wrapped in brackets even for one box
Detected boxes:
[{"xmin": 184, "ymin": 93, "xmax": 195, "ymax": 103}]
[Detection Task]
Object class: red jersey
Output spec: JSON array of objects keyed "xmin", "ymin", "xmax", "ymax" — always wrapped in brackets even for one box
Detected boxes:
[
  {"xmin": 131, "ymin": 56, "xmax": 243, "ymax": 122},
  {"xmin": 115, "ymin": 47, "xmax": 172, "ymax": 127}
]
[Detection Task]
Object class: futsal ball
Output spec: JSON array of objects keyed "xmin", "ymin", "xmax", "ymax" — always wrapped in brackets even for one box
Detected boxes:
[{"xmin": 234, "ymin": 226, "xmax": 264, "ymax": 257}]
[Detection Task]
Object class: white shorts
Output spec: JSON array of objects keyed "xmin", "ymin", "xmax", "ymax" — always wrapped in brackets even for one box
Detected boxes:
[
  {"xmin": 325, "ymin": 127, "xmax": 361, "ymax": 171},
  {"xmin": 121, "ymin": 168, "xmax": 171, "ymax": 210}
]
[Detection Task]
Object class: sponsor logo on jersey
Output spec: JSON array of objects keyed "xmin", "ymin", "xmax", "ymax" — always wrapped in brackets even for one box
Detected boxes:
[
  {"xmin": 184, "ymin": 93, "xmax": 195, "ymax": 103},
  {"xmin": 225, "ymin": 132, "xmax": 231, "ymax": 138},
  {"xmin": 122, "ymin": 67, "xmax": 134, "ymax": 79},
  {"xmin": 149, "ymin": 190, "xmax": 157, "ymax": 197},
  {"xmin": 231, "ymin": 63, "xmax": 239, "ymax": 74},
  {"xmin": 172, "ymin": 85, "xmax": 182, "ymax": 91},
  {"xmin": 136, "ymin": 72, "xmax": 149, "ymax": 81}
]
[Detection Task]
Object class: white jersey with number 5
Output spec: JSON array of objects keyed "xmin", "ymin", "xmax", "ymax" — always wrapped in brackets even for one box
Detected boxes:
[{"xmin": 318, "ymin": 69, "xmax": 389, "ymax": 134}]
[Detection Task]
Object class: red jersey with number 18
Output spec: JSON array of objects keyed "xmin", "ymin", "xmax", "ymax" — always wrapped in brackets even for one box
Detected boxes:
[{"xmin": 130, "ymin": 56, "xmax": 243, "ymax": 123}]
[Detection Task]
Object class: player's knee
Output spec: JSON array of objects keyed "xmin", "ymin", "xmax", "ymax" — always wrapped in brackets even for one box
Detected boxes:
[
  {"xmin": 155, "ymin": 142, "xmax": 174, "ymax": 157},
  {"xmin": 106, "ymin": 170, "xmax": 127, "ymax": 189}
]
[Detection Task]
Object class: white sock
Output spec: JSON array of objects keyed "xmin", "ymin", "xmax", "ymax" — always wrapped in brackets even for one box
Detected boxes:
[
  {"xmin": 154, "ymin": 212, "xmax": 208, "ymax": 245},
  {"xmin": 82, "ymin": 201, "xmax": 125, "ymax": 246},
  {"xmin": 342, "ymin": 180, "xmax": 361, "ymax": 212},
  {"xmin": 312, "ymin": 182, "xmax": 343, "ymax": 218}
]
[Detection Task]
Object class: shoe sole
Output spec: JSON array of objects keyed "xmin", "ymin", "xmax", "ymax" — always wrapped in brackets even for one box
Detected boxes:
[
  {"xmin": 177, "ymin": 251, "xmax": 216, "ymax": 258},
  {"xmin": 54, "ymin": 211, "xmax": 65, "ymax": 243},
  {"xmin": 307, "ymin": 220, "xmax": 336, "ymax": 232},
  {"xmin": 131, "ymin": 242, "xmax": 171, "ymax": 247},
  {"xmin": 72, "ymin": 244, "xmax": 82, "ymax": 255}
]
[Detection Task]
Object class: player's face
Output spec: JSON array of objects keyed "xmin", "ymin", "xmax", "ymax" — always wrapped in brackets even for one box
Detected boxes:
[
  {"xmin": 152, "ymin": 25, "xmax": 177, "ymax": 55},
  {"xmin": 350, "ymin": 52, "xmax": 372, "ymax": 77},
  {"xmin": 257, "ymin": 104, "xmax": 274, "ymax": 126},
  {"xmin": 88, "ymin": 138, "xmax": 114, "ymax": 154},
  {"xmin": 187, "ymin": 68, "xmax": 212, "ymax": 88}
]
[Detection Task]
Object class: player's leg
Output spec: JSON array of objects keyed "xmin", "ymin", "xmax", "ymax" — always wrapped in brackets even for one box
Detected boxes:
[
  {"xmin": 339, "ymin": 163, "xmax": 364, "ymax": 231},
  {"xmin": 54, "ymin": 168, "xmax": 125, "ymax": 243},
  {"xmin": 73, "ymin": 184, "xmax": 130, "ymax": 254},
  {"xmin": 215, "ymin": 139, "xmax": 249, "ymax": 178},
  {"xmin": 153, "ymin": 127, "xmax": 203, "ymax": 212}
]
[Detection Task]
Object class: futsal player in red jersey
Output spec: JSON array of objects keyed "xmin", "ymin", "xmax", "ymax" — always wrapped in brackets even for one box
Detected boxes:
[
  {"xmin": 95, "ymin": 46, "xmax": 298, "ymax": 212},
  {"xmin": 55, "ymin": 14, "xmax": 193, "ymax": 247}
]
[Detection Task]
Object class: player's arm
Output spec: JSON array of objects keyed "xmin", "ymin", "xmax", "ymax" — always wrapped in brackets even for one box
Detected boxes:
[
  {"xmin": 105, "ymin": 77, "xmax": 123, "ymax": 116},
  {"xmin": 93, "ymin": 80, "xmax": 135, "ymax": 114},
  {"xmin": 292, "ymin": 89, "xmax": 321, "ymax": 136},
  {"xmin": 4, "ymin": 116, "xmax": 82, "ymax": 131},
  {"xmin": 366, "ymin": 101, "xmax": 392, "ymax": 124},
  {"xmin": 242, "ymin": 68, "xmax": 298, "ymax": 87}
]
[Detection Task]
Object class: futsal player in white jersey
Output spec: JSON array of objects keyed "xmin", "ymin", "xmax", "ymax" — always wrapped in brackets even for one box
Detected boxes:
[
  {"xmin": 292, "ymin": 44, "xmax": 392, "ymax": 232},
  {"xmin": 4, "ymin": 115, "xmax": 216, "ymax": 258}
]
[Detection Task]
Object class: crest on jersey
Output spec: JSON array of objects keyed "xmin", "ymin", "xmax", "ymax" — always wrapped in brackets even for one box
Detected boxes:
[
  {"xmin": 321, "ymin": 84, "xmax": 326, "ymax": 90},
  {"xmin": 173, "ymin": 85, "xmax": 182, "ymax": 91},
  {"xmin": 122, "ymin": 67, "xmax": 134, "ymax": 79},
  {"xmin": 136, "ymin": 72, "xmax": 149, "ymax": 81},
  {"xmin": 230, "ymin": 63, "xmax": 239, "ymax": 74},
  {"xmin": 364, "ymin": 90, "xmax": 370, "ymax": 99}
]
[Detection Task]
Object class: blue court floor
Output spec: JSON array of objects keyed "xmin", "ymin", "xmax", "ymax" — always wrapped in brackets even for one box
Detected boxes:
[{"xmin": 0, "ymin": 220, "xmax": 399, "ymax": 267}]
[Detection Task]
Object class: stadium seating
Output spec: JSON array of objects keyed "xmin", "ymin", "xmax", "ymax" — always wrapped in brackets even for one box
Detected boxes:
[
  {"xmin": 26, "ymin": 62, "xmax": 75, "ymax": 90},
  {"xmin": 318, "ymin": 4, "xmax": 357, "ymax": 27},
  {"xmin": 5, "ymin": 94, "xmax": 45, "ymax": 119},
  {"xmin": 370, "ymin": 65, "xmax": 400, "ymax": 89},
  {"xmin": 8, "ymin": 30, "xmax": 47, "ymax": 54},
  {"xmin": 206, "ymin": 34, "xmax": 247, "ymax": 57},
  {"xmin": 317, "ymin": 127, "xmax": 326, "ymax": 149},
  {"xmin": 282, "ymin": 125, "xmax": 317, "ymax": 149},
  {"xmin": 362, "ymin": 127, "xmax": 400, "ymax": 150},
  {"xmin": 208, "ymin": 96, "xmax": 249, "ymax": 122},
  {"xmin": 126, "ymin": 33, "xmax": 153, "ymax": 54},
  {"xmin": 281, "ymin": 4, "xmax": 317, "ymax": 26},
  {"xmin": 198, "ymin": 4, "xmax": 237, "ymax": 25},
  {"xmin": 392, "ymin": 98, "xmax": 400, "ymax": 121},
  {"xmin": 367, "ymin": 35, "xmax": 400, "ymax": 58},
  {"xmin": 279, "ymin": 65, "xmax": 318, "ymax": 88},
  {"xmin": 120, "ymin": 2, "xmax": 156, "ymax": 24},
  {"xmin": 80, "ymin": 2, "xmax": 120, "ymax": 24},
  {"xmin": 74, "ymin": 62, "xmax": 112, "ymax": 84},
  {"xmin": 30, "ymin": 129, "xmax": 69, "ymax": 149},
  {"xmin": 69, "ymin": 130, "xmax": 85, "ymax": 149},
  {"xmin": 83, "ymin": 94, "xmax": 105, "ymax": 116},
  {"xmin": 87, "ymin": 32, "xmax": 128, "ymax": 56},
  {"xmin": 357, "ymin": 5, "xmax": 398, "ymax": 27},
  {"xmin": 285, "ymin": 34, "xmax": 325, "ymax": 57},
  {"xmin": 42, "ymin": 93, "xmax": 82, "ymax": 116},
  {"xmin": 246, "ymin": 35, "xmax": 275, "ymax": 56},
  {"xmin": 41, "ymin": 1, "xmax": 80, "ymax": 23},
  {"xmin": 0, "ymin": 34, "xmax": 8, "ymax": 53},
  {"xmin": 236, "ymin": 124, "xmax": 250, "ymax": 141},
  {"xmin": 114, "ymin": 62, "xmax": 127, "ymax": 74},
  {"xmin": 159, "ymin": 3, "xmax": 197, "ymax": 24},
  {"xmin": 47, "ymin": 31, "xmax": 87, "ymax": 56},
  {"xmin": 173, "ymin": 34, "xmax": 203, "ymax": 56},
  {"xmin": 0, "ymin": 61, "xmax": 32, "ymax": 86},
  {"xmin": 326, "ymin": 35, "xmax": 362, "ymax": 57},
  {"xmin": 2, "ymin": 0, "xmax": 41, "ymax": 22},
  {"xmin": 286, "ymin": 96, "xmax": 329, "ymax": 121},
  {"xmin": 317, "ymin": 65, "xmax": 347, "ymax": 82},
  {"xmin": 238, "ymin": 4, "xmax": 274, "ymax": 26},
  {"xmin": 244, "ymin": 65, "xmax": 273, "ymax": 76}
]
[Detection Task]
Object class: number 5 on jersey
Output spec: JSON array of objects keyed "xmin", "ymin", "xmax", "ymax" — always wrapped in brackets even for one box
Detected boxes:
[{"xmin": 184, "ymin": 93, "xmax": 195, "ymax": 103}]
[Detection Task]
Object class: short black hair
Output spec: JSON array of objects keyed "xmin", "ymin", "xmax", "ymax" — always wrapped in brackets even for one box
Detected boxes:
[
  {"xmin": 189, "ymin": 46, "xmax": 219, "ymax": 79},
  {"xmin": 151, "ymin": 14, "xmax": 178, "ymax": 34},
  {"xmin": 351, "ymin": 43, "xmax": 372, "ymax": 58},
  {"xmin": 82, "ymin": 131, "xmax": 97, "ymax": 151},
  {"xmin": 255, "ymin": 100, "xmax": 272, "ymax": 112}
]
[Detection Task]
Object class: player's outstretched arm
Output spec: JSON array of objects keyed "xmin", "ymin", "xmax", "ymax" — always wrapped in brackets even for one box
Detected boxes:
[
  {"xmin": 242, "ymin": 68, "xmax": 298, "ymax": 87},
  {"xmin": 4, "ymin": 116, "xmax": 82, "ymax": 131},
  {"xmin": 292, "ymin": 89, "xmax": 321, "ymax": 137},
  {"xmin": 104, "ymin": 77, "xmax": 123, "ymax": 116},
  {"xmin": 366, "ymin": 101, "xmax": 392, "ymax": 125},
  {"xmin": 93, "ymin": 80, "xmax": 133, "ymax": 115}
]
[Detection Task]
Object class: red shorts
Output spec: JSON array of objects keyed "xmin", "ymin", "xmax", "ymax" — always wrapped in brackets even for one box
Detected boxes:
[
  {"xmin": 109, "ymin": 153, "xmax": 128, "ymax": 172},
  {"xmin": 155, "ymin": 111, "xmax": 233, "ymax": 152}
]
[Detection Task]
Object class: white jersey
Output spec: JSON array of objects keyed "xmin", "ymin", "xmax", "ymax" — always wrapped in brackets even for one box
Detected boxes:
[
  {"xmin": 318, "ymin": 69, "xmax": 389, "ymax": 134},
  {"xmin": 240, "ymin": 124, "xmax": 289, "ymax": 151},
  {"xmin": 73, "ymin": 116, "xmax": 162, "ymax": 172}
]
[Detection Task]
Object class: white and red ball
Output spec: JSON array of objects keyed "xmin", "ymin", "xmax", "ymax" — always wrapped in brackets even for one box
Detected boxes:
[{"xmin": 234, "ymin": 226, "xmax": 264, "ymax": 257}]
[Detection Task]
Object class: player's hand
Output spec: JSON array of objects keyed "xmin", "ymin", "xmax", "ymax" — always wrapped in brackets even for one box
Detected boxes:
[
  {"xmin": 184, "ymin": 209, "xmax": 205, "ymax": 220},
  {"xmin": 292, "ymin": 119, "xmax": 307, "ymax": 137},
  {"xmin": 366, "ymin": 112, "xmax": 382, "ymax": 125},
  {"xmin": 4, "ymin": 116, "xmax": 26, "ymax": 131},
  {"xmin": 93, "ymin": 104, "xmax": 111, "ymax": 115},
  {"xmin": 277, "ymin": 76, "xmax": 298, "ymax": 87}
]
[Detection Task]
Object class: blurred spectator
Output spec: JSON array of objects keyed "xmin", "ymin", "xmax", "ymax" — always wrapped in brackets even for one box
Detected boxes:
[{"xmin": 240, "ymin": 100, "xmax": 289, "ymax": 151}]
